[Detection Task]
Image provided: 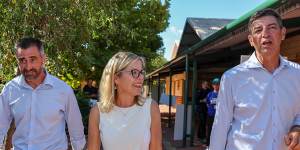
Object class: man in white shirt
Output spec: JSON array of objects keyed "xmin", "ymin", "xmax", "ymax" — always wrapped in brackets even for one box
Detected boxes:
[
  {"xmin": 0, "ymin": 37, "xmax": 86, "ymax": 150},
  {"xmin": 209, "ymin": 9, "xmax": 300, "ymax": 150}
]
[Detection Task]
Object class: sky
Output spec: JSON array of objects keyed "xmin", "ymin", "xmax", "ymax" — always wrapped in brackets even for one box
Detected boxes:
[{"xmin": 161, "ymin": 0, "xmax": 266, "ymax": 60}]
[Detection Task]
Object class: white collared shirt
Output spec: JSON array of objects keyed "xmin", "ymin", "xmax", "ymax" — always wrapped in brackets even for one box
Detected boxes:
[
  {"xmin": 0, "ymin": 72, "xmax": 85, "ymax": 150},
  {"xmin": 210, "ymin": 53, "xmax": 300, "ymax": 150}
]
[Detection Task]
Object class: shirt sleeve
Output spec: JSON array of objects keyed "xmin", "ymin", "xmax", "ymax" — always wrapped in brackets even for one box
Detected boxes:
[
  {"xmin": 206, "ymin": 93, "xmax": 211, "ymax": 107},
  {"xmin": 293, "ymin": 115, "xmax": 300, "ymax": 126},
  {"xmin": 0, "ymin": 86, "xmax": 13, "ymax": 147},
  {"xmin": 209, "ymin": 73, "xmax": 234, "ymax": 150},
  {"xmin": 64, "ymin": 88, "xmax": 86, "ymax": 150}
]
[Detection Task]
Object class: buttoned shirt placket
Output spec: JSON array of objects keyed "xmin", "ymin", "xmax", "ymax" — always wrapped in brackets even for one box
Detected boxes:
[
  {"xmin": 269, "ymin": 64, "xmax": 285, "ymax": 148},
  {"xmin": 27, "ymin": 83, "xmax": 42, "ymax": 150},
  {"xmin": 29, "ymin": 87, "xmax": 35, "ymax": 149},
  {"xmin": 270, "ymin": 74, "xmax": 277, "ymax": 148}
]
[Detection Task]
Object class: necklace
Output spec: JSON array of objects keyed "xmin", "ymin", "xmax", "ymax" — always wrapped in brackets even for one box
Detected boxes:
[
  {"xmin": 114, "ymin": 104, "xmax": 137, "ymax": 117},
  {"xmin": 118, "ymin": 108, "xmax": 133, "ymax": 117}
]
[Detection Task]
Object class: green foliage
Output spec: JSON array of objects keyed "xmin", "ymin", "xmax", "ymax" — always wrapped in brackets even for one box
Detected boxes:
[
  {"xmin": 85, "ymin": 0, "xmax": 170, "ymax": 79},
  {"xmin": 0, "ymin": 83, "xmax": 4, "ymax": 91},
  {"xmin": 0, "ymin": 0, "xmax": 92, "ymax": 85},
  {"xmin": 75, "ymin": 91, "xmax": 91, "ymax": 134},
  {"xmin": 149, "ymin": 51, "xmax": 168, "ymax": 72},
  {"xmin": 0, "ymin": 0, "xmax": 170, "ymax": 87}
]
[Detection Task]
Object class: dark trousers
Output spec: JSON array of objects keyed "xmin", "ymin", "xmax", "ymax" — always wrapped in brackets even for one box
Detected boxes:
[
  {"xmin": 207, "ymin": 115, "xmax": 215, "ymax": 146},
  {"xmin": 197, "ymin": 112, "xmax": 207, "ymax": 139},
  {"xmin": 197, "ymin": 103, "xmax": 207, "ymax": 139}
]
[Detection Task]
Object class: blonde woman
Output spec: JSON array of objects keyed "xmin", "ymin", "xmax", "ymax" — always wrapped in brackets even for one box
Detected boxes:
[{"xmin": 87, "ymin": 52, "xmax": 162, "ymax": 150}]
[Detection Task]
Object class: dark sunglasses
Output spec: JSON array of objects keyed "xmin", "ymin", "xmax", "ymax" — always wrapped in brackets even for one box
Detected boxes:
[{"xmin": 121, "ymin": 69, "xmax": 146, "ymax": 79}]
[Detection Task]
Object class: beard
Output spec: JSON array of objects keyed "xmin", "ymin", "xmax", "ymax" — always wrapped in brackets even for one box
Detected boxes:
[{"xmin": 22, "ymin": 67, "xmax": 43, "ymax": 81}]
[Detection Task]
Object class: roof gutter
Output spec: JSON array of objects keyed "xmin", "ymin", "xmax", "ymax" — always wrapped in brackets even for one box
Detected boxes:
[{"xmin": 146, "ymin": 55, "xmax": 186, "ymax": 78}]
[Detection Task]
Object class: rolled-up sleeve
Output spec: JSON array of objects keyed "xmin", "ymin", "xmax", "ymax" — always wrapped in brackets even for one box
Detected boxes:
[
  {"xmin": 65, "ymin": 88, "xmax": 86, "ymax": 150},
  {"xmin": 209, "ymin": 73, "xmax": 234, "ymax": 150},
  {"xmin": 0, "ymin": 86, "xmax": 13, "ymax": 146}
]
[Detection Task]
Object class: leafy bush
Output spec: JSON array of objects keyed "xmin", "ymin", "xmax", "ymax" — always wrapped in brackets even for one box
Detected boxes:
[
  {"xmin": 75, "ymin": 91, "xmax": 91, "ymax": 134},
  {"xmin": 0, "ymin": 83, "xmax": 4, "ymax": 91}
]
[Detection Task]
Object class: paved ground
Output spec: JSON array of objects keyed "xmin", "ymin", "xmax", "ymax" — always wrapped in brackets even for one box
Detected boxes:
[
  {"xmin": 160, "ymin": 105, "xmax": 207, "ymax": 150},
  {"xmin": 162, "ymin": 126, "xmax": 207, "ymax": 150}
]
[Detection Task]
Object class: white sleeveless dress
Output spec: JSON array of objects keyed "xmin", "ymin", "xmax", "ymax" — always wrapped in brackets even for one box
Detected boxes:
[{"xmin": 99, "ymin": 99, "xmax": 152, "ymax": 150}]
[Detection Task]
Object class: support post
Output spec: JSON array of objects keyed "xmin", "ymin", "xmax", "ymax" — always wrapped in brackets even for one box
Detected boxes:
[
  {"xmin": 190, "ymin": 58, "xmax": 198, "ymax": 146},
  {"xmin": 157, "ymin": 75, "xmax": 161, "ymax": 103},
  {"xmin": 183, "ymin": 55, "xmax": 189, "ymax": 147},
  {"xmin": 168, "ymin": 70, "xmax": 173, "ymax": 128},
  {"xmin": 147, "ymin": 78, "xmax": 151, "ymax": 97}
]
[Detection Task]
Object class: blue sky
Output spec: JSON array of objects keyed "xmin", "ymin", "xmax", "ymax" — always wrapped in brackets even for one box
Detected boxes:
[{"xmin": 161, "ymin": 0, "xmax": 266, "ymax": 60}]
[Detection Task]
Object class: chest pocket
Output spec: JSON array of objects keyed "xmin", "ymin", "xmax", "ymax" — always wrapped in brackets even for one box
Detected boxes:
[{"xmin": 9, "ymin": 93, "xmax": 31, "ymax": 121}]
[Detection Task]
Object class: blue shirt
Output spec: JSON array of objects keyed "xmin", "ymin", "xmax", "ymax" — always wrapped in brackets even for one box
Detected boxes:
[
  {"xmin": 0, "ymin": 72, "xmax": 86, "ymax": 150},
  {"xmin": 210, "ymin": 53, "xmax": 300, "ymax": 150},
  {"xmin": 206, "ymin": 91, "xmax": 218, "ymax": 117}
]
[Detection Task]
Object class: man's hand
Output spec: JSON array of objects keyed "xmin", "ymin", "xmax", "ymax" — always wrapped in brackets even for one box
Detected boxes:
[{"xmin": 285, "ymin": 125, "xmax": 300, "ymax": 150}]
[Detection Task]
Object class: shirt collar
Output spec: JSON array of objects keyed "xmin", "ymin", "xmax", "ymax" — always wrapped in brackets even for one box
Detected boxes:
[
  {"xmin": 17, "ymin": 70, "xmax": 54, "ymax": 89},
  {"xmin": 244, "ymin": 52, "xmax": 289, "ymax": 70},
  {"xmin": 42, "ymin": 71, "xmax": 55, "ymax": 88}
]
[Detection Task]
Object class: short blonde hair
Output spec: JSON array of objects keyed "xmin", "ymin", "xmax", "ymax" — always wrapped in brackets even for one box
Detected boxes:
[{"xmin": 98, "ymin": 52, "xmax": 146, "ymax": 113}]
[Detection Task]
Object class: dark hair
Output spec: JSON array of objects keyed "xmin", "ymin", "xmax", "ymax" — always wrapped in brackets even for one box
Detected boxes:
[
  {"xmin": 15, "ymin": 37, "xmax": 44, "ymax": 54},
  {"xmin": 248, "ymin": 8, "xmax": 283, "ymax": 33}
]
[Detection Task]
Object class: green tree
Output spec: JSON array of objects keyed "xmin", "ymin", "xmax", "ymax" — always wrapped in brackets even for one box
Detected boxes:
[{"xmin": 0, "ymin": 0, "xmax": 170, "ymax": 88}]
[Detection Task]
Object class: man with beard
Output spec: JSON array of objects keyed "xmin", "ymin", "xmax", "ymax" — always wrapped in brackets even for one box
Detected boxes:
[{"xmin": 0, "ymin": 37, "xmax": 85, "ymax": 150}]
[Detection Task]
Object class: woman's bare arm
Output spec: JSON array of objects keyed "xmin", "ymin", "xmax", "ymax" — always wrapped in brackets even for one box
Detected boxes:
[
  {"xmin": 87, "ymin": 106, "xmax": 101, "ymax": 150},
  {"xmin": 149, "ymin": 100, "xmax": 162, "ymax": 150}
]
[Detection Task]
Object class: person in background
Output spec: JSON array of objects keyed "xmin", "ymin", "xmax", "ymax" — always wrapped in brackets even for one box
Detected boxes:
[
  {"xmin": 87, "ymin": 52, "xmax": 162, "ymax": 150},
  {"xmin": 83, "ymin": 78, "xmax": 98, "ymax": 100},
  {"xmin": 0, "ymin": 37, "xmax": 85, "ymax": 150},
  {"xmin": 206, "ymin": 78, "xmax": 220, "ymax": 147},
  {"xmin": 196, "ymin": 81, "xmax": 211, "ymax": 143}
]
